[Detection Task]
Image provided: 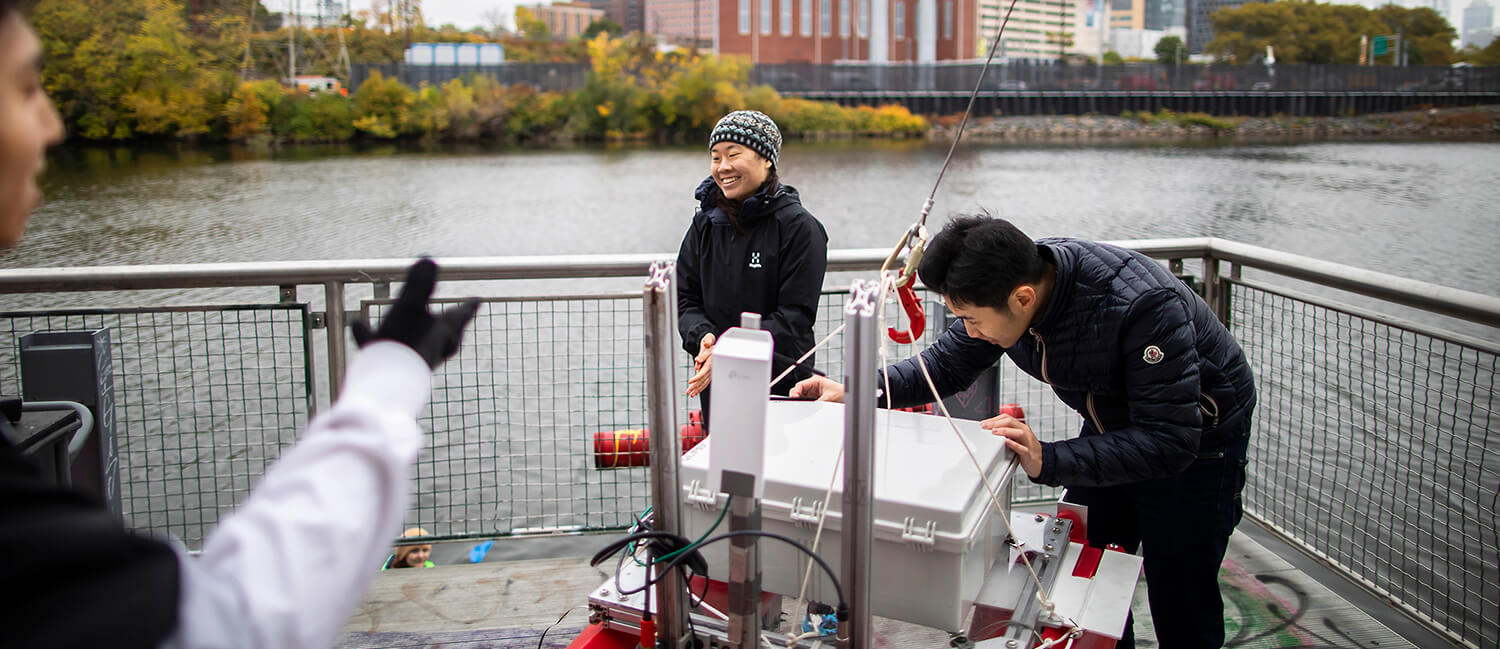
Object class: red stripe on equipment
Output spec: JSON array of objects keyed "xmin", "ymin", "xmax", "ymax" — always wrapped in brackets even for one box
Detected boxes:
[{"xmin": 1072, "ymin": 545, "xmax": 1103, "ymax": 578}]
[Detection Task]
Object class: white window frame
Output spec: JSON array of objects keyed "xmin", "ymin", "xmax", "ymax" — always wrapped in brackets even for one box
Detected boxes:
[
  {"xmin": 739, "ymin": 0, "xmax": 751, "ymax": 34},
  {"xmin": 857, "ymin": 0, "xmax": 868, "ymax": 37},
  {"xmin": 801, "ymin": 0, "xmax": 812, "ymax": 36},
  {"xmin": 781, "ymin": 0, "xmax": 793, "ymax": 35},
  {"xmin": 839, "ymin": 0, "xmax": 850, "ymax": 37},
  {"xmin": 894, "ymin": 1, "xmax": 904, "ymax": 39},
  {"xmin": 821, "ymin": 0, "xmax": 831, "ymax": 36},
  {"xmin": 944, "ymin": 0, "xmax": 953, "ymax": 40},
  {"xmin": 762, "ymin": 0, "xmax": 773, "ymax": 35}
]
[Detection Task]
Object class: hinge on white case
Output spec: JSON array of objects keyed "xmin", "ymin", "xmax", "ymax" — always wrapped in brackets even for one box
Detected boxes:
[
  {"xmin": 901, "ymin": 517, "xmax": 937, "ymax": 551},
  {"xmin": 788, "ymin": 497, "xmax": 824, "ymax": 527},
  {"xmin": 686, "ymin": 479, "xmax": 718, "ymax": 509}
]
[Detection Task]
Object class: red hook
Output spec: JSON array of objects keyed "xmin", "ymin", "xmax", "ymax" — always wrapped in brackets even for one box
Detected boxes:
[{"xmin": 887, "ymin": 283, "xmax": 926, "ymax": 344}]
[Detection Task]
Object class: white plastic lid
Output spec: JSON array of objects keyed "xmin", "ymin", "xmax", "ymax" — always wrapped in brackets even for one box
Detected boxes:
[{"xmin": 681, "ymin": 400, "xmax": 1012, "ymax": 549}]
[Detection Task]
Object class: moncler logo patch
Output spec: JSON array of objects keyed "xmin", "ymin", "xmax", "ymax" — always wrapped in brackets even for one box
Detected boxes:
[
  {"xmin": 1143, "ymin": 345, "xmax": 1164, "ymax": 364},
  {"xmin": 749, "ymin": 252, "xmax": 762, "ymax": 269}
]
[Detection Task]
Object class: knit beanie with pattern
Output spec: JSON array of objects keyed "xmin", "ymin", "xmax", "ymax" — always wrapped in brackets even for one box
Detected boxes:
[{"xmin": 708, "ymin": 110, "xmax": 782, "ymax": 166}]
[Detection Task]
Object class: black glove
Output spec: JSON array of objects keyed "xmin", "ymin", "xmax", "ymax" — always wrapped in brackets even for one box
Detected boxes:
[{"xmin": 350, "ymin": 258, "xmax": 480, "ymax": 370}]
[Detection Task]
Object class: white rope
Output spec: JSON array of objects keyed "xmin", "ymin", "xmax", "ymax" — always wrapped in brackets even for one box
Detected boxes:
[
  {"xmin": 790, "ymin": 444, "xmax": 843, "ymax": 617},
  {"xmin": 769, "ymin": 323, "xmax": 846, "ymax": 389}
]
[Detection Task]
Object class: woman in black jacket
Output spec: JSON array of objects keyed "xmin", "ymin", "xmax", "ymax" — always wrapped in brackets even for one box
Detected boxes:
[{"xmin": 676, "ymin": 111, "xmax": 829, "ymax": 428}]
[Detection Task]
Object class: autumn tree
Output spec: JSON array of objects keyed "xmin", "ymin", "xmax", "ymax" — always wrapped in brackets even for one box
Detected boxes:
[
  {"xmin": 1206, "ymin": 1, "xmax": 1455, "ymax": 64},
  {"xmin": 1155, "ymin": 35, "xmax": 1184, "ymax": 64}
]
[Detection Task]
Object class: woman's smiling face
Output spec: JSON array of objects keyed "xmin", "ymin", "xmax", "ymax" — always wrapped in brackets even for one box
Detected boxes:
[{"xmin": 710, "ymin": 141, "xmax": 770, "ymax": 201}]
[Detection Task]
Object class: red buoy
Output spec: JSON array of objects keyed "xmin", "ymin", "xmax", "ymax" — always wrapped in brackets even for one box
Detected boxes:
[{"xmin": 592, "ymin": 410, "xmax": 707, "ymax": 469}]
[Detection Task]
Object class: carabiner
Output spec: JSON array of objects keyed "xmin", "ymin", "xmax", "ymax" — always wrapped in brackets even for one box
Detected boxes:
[{"xmin": 887, "ymin": 283, "xmax": 926, "ymax": 344}]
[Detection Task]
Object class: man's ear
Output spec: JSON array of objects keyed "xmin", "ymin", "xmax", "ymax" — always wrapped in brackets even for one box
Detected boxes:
[{"xmin": 1012, "ymin": 284, "xmax": 1037, "ymax": 312}]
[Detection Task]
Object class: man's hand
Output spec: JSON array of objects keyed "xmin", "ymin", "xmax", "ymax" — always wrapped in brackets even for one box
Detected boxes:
[
  {"xmin": 350, "ymin": 258, "xmax": 479, "ymax": 370},
  {"xmin": 686, "ymin": 333, "xmax": 715, "ymax": 397},
  {"xmin": 982, "ymin": 413, "xmax": 1043, "ymax": 479},
  {"xmin": 789, "ymin": 376, "xmax": 846, "ymax": 402}
]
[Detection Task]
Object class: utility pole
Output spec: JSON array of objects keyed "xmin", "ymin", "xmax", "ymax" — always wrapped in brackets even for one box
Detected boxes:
[
  {"xmin": 1096, "ymin": 0, "xmax": 1109, "ymax": 84},
  {"xmin": 289, "ymin": 0, "xmax": 299, "ymax": 82},
  {"xmin": 336, "ymin": 12, "xmax": 352, "ymax": 83},
  {"xmin": 242, "ymin": 0, "xmax": 257, "ymax": 76}
]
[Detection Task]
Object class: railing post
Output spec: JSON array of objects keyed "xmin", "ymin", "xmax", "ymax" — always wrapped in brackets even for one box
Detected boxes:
[
  {"xmin": 644, "ymin": 260, "xmax": 688, "ymax": 649},
  {"xmin": 324, "ymin": 280, "xmax": 347, "ymax": 396},
  {"xmin": 840, "ymin": 279, "xmax": 881, "ymax": 649},
  {"xmin": 1202, "ymin": 254, "xmax": 1228, "ymax": 325}
]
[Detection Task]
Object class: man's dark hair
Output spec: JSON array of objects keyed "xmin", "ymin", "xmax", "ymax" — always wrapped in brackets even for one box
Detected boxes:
[
  {"xmin": 0, "ymin": 0, "xmax": 19, "ymax": 18},
  {"xmin": 917, "ymin": 214, "xmax": 1045, "ymax": 311}
]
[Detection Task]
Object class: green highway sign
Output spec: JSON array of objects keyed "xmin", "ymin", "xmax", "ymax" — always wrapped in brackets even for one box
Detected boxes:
[{"xmin": 1372, "ymin": 35, "xmax": 1389, "ymax": 57}]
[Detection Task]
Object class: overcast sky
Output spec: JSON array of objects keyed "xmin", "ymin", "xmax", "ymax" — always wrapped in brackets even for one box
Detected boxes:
[{"xmin": 411, "ymin": 0, "xmax": 515, "ymax": 30}]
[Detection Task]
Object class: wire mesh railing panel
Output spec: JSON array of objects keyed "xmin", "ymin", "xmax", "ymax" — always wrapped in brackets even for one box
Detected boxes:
[
  {"xmin": 1229, "ymin": 279, "xmax": 1499, "ymax": 649},
  {"xmin": 368, "ymin": 294, "xmax": 655, "ymax": 538},
  {"xmin": 0, "ymin": 305, "xmax": 314, "ymax": 550}
]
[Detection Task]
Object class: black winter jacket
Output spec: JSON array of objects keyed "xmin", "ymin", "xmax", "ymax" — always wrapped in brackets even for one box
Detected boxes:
[
  {"xmin": 0, "ymin": 420, "xmax": 180, "ymax": 648},
  {"xmin": 880, "ymin": 238, "xmax": 1256, "ymax": 488},
  {"xmin": 677, "ymin": 177, "xmax": 829, "ymax": 393}
]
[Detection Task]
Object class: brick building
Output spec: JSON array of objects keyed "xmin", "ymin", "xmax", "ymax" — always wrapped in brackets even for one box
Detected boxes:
[
  {"xmin": 686, "ymin": 0, "xmax": 979, "ymax": 63},
  {"xmin": 531, "ymin": 2, "xmax": 608, "ymax": 40}
]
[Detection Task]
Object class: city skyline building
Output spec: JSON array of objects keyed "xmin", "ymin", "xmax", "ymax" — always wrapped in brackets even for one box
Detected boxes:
[
  {"xmin": 1185, "ymin": 0, "xmax": 1259, "ymax": 53},
  {"xmin": 1463, "ymin": 0, "xmax": 1495, "ymax": 46},
  {"xmin": 645, "ymin": 0, "xmax": 717, "ymax": 47},
  {"xmin": 978, "ymin": 0, "xmax": 1078, "ymax": 60},
  {"xmin": 529, "ymin": 2, "xmax": 607, "ymax": 39},
  {"xmin": 711, "ymin": 0, "xmax": 978, "ymax": 63}
]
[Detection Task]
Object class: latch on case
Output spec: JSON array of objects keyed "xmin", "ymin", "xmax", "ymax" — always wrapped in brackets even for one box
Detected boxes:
[
  {"xmin": 686, "ymin": 479, "xmax": 718, "ymax": 509},
  {"xmin": 788, "ymin": 497, "xmax": 824, "ymax": 527},
  {"xmin": 901, "ymin": 516, "xmax": 937, "ymax": 550}
]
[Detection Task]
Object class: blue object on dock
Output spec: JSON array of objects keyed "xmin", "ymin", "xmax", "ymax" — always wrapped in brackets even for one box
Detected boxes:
[{"xmin": 469, "ymin": 540, "xmax": 494, "ymax": 563}]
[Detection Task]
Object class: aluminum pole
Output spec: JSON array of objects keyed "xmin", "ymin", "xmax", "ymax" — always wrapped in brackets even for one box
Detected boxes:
[
  {"xmin": 324, "ymin": 280, "xmax": 346, "ymax": 397},
  {"xmin": 839, "ymin": 279, "xmax": 881, "ymax": 649},
  {"xmin": 644, "ymin": 260, "xmax": 689, "ymax": 649}
]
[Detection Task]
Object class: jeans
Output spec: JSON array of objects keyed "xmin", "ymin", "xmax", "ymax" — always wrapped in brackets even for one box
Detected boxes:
[{"xmin": 1065, "ymin": 433, "xmax": 1250, "ymax": 649}]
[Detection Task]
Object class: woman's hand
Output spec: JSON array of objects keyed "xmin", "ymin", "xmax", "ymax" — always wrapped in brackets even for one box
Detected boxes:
[
  {"xmin": 981, "ymin": 413, "xmax": 1043, "ymax": 479},
  {"xmin": 687, "ymin": 333, "xmax": 716, "ymax": 397}
]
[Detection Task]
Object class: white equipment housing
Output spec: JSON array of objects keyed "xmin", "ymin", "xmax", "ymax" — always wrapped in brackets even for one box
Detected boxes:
[
  {"xmin": 706, "ymin": 321, "xmax": 773, "ymax": 499},
  {"xmin": 680, "ymin": 400, "xmax": 1015, "ymax": 631}
]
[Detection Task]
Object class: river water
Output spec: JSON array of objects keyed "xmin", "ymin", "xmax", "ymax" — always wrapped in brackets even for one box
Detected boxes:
[
  {"xmin": 8, "ymin": 140, "xmax": 1500, "ymax": 299},
  {"xmin": 3, "ymin": 139, "xmax": 1498, "ymax": 645}
]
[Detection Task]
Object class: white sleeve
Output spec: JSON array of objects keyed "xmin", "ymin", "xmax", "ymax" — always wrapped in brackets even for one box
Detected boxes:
[{"xmin": 159, "ymin": 341, "xmax": 432, "ymax": 649}]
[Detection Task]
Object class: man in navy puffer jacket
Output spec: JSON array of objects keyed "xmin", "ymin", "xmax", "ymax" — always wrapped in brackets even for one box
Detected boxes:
[{"xmin": 793, "ymin": 215, "xmax": 1255, "ymax": 649}]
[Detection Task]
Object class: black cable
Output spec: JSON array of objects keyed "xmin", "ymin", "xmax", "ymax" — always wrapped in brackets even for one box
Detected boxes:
[
  {"xmin": 536, "ymin": 606, "xmax": 587, "ymax": 649},
  {"xmin": 595, "ymin": 529, "xmax": 847, "ymax": 609}
]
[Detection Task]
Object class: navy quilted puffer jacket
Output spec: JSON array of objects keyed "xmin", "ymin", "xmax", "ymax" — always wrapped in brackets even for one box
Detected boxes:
[{"xmin": 879, "ymin": 238, "xmax": 1256, "ymax": 488}]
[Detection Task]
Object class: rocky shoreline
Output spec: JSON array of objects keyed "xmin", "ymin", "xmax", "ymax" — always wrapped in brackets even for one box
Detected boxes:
[{"xmin": 929, "ymin": 105, "xmax": 1500, "ymax": 142}]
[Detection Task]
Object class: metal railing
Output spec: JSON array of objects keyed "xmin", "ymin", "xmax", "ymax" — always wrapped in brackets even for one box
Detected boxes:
[
  {"xmin": 348, "ymin": 61, "xmax": 1500, "ymax": 94},
  {"xmin": 1, "ymin": 239, "xmax": 1496, "ymax": 648}
]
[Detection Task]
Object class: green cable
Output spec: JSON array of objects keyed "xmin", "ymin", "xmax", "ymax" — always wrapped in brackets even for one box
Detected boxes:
[{"xmin": 628, "ymin": 495, "xmax": 734, "ymax": 565}]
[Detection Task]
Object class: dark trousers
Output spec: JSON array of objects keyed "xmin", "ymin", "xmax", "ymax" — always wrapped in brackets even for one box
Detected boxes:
[{"xmin": 1066, "ymin": 434, "xmax": 1250, "ymax": 649}]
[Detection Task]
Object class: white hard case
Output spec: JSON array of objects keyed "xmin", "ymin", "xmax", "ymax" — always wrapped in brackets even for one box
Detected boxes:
[{"xmin": 679, "ymin": 400, "xmax": 1014, "ymax": 631}]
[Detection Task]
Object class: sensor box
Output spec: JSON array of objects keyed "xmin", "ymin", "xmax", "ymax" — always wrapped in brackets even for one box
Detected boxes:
[{"xmin": 679, "ymin": 400, "xmax": 1015, "ymax": 631}]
